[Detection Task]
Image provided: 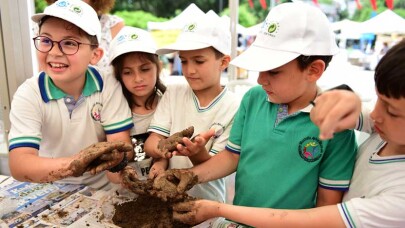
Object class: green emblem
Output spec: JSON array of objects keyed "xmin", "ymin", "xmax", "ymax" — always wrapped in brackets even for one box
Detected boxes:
[
  {"xmin": 131, "ymin": 34, "xmax": 138, "ymax": 40},
  {"xmin": 188, "ymin": 24, "xmax": 196, "ymax": 31},
  {"xmin": 268, "ymin": 23, "xmax": 277, "ymax": 33},
  {"xmin": 72, "ymin": 6, "xmax": 81, "ymax": 14}
]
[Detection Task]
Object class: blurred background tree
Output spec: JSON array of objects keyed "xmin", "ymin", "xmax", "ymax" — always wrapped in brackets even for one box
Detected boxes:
[{"xmin": 34, "ymin": 0, "xmax": 405, "ymax": 29}]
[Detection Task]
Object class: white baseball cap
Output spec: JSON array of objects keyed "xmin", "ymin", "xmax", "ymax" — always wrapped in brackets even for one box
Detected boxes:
[
  {"xmin": 109, "ymin": 26, "xmax": 158, "ymax": 64},
  {"xmin": 32, "ymin": 0, "xmax": 101, "ymax": 43},
  {"xmin": 231, "ymin": 2, "xmax": 339, "ymax": 72},
  {"xmin": 156, "ymin": 14, "xmax": 231, "ymax": 56}
]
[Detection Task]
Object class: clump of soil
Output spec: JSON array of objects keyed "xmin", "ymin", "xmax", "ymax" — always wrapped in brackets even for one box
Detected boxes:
[
  {"xmin": 112, "ymin": 194, "xmax": 191, "ymax": 228},
  {"xmin": 157, "ymin": 126, "xmax": 194, "ymax": 154}
]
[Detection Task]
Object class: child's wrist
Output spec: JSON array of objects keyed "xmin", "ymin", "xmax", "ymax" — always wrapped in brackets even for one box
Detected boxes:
[{"xmin": 109, "ymin": 152, "xmax": 128, "ymax": 173}]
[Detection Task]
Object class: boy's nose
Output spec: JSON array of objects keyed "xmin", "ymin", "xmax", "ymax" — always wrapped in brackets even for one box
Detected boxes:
[
  {"xmin": 257, "ymin": 72, "xmax": 270, "ymax": 86},
  {"xmin": 370, "ymin": 104, "xmax": 383, "ymax": 123},
  {"xmin": 184, "ymin": 64, "xmax": 196, "ymax": 74},
  {"xmin": 48, "ymin": 43, "xmax": 64, "ymax": 56}
]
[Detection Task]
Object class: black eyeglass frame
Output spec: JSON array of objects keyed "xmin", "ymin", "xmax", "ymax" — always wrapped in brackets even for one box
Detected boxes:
[{"xmin": 32, "ymin": 36, "xmax": 97, "ymax": 55}]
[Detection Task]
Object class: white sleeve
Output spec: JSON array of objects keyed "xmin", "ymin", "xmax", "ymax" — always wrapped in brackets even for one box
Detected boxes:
[
  {"xmin": 355, "ymin": 102, "xmax": 374, "ymax": 134},
  {"xmin": 101, "ymin": 73, "xmax": 133, "ymax": 133},
  {"xmin": 338, "ymin": 191, "xmax": 405, "ymax": 228},
  {"xmin": 147, "ymin": 85, "xmax": 173, "ymax": 137},
  {"xmin": 8, "ymin": 81, "xmax": 43, "ymax": 149}
]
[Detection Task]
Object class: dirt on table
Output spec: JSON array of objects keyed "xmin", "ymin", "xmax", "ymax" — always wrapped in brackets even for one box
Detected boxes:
[{"xmin": 112, "ymin": 194, "xmax": 192, "ymax": 228}]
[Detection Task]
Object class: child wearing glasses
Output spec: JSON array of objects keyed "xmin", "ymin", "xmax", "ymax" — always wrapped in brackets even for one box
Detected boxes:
[
  {"xmin": 44, "ymin": 0, "xmax": 125, "ymax": 76},
  {"xmin": 8, "ymin": 0, "xmax": 133, "ymax": 190}
]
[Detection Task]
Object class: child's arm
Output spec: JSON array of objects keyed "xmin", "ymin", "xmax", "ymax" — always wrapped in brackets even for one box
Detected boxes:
[
  {"xmin": 315, "ymin": 187, "xmax": 343, "ymax": 207},
  {"xmin": 173, "ymin": 199, "xmax": 346, "ymax": 227},
  {"xmin": 105, "ymin": 130, "xmax": 133, "ymax": 182},
  {"xmin": 9, "ymin": 141, "xmax": 132, "ymax": 183},
  {"xmin": 144, "ymin": 132, "xmax": 167, "ymax": 158}
]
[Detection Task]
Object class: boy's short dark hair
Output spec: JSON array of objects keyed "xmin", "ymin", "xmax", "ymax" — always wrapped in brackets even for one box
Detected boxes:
[
  {"xmin": 296, "ymin": 55, "xmax": 333, "ymax": 71},
  {"xmin": 212, "ymin": 47, "xmax": 225, "ymax": 59},
  {"xmin": 374, "ymin": 39, "xmax": 405, "ymax": 99}
]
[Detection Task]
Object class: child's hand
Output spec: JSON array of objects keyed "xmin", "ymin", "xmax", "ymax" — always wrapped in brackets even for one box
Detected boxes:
[
  {"xmin": 310, "ymin": 90, "xmax": 361, "ymax": 140},
  {"xmin": 173, "ymin": 199, "xmax": 219, "ymax": 225},
  {"xmin": 69, "ymin": 141, "xmax": 132, "ymax": 177},
  {"xmin": 149, "ymin": 158, "xmax": 169, "ymax": 179},
  {"xmin": 156, "ymin": 126, "xmax": 194, "ymax": 158},
  {"xmin": 121, "ymin": 166, "xmax": 153, "ymax": 195},
  {"xmin": 153, "ymin": 169, "xmax": 198, "ymax": 195},
  {"xmin": 173, "ymin": 129, "xmax": 215, "ymax": 157}
]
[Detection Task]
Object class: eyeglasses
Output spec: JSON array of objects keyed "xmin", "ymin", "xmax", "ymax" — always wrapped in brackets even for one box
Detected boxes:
[{"xmin": 32, "ymin": 36, "xmax": 96, "ymax": 55}]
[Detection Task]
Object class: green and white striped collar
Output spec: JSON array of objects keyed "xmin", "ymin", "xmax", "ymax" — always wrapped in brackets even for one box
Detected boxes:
[{"xmin": 38, "ymin": 66, "xmax": 103, "ymax": 103}]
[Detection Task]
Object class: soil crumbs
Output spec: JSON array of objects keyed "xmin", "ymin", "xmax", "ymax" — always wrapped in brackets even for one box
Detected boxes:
[{"xmin": 112, "ymin": 194, "xmax": 191, "ymax": 228}]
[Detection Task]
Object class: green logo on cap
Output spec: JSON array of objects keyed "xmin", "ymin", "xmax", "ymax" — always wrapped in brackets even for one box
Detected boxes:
[
  {"xmin": 131, "ymin": 34, "xmax": 138, "ymax": 40},
  {"xmin": 73, "ymin": 6, "xmax": 81, "ymax": 14},
  {"xmin": 188, "ymin": 24, "xmax": 196, "ymax": 31},
  {"xmin": 268, "ymin": 23, "xmax": 277, "ymax": 33}
]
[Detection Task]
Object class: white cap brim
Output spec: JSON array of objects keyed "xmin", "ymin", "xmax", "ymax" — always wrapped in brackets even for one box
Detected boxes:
[
  {"xmin": 230, "ymin": 44, "xmax": 300, "ymax": 72},
  {"xmin": 109, "ymin": 46, "xmax": 157, "ymax": 64},
  {"xmin": 156, "ymin": 40, "xmax": 211, "ymax": 55}
]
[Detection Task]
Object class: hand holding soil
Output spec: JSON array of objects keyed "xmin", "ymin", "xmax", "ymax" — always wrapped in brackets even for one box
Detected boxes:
[
  {"xmin": 157, "ymin": 126, "xmax": 194, "ymax": 158},
  {"xmin": 68, "ymin": 141, "xmax": 133, "ymax": 177},
  {"xmin": 172, "ymin": 199, "xmax": 217, "ymax": 225},
  {"xmin": 122, "ymin": 167, "xmax": 198, "ymax": 202},
  {"xmin": 113, "ymin": 168, "xmax": 199, "ymax": 228},
  {"xmin": 153, "ymin": 169, "xmax": 198, "ymax": 200},
  {"xmin": 121, "ymin": 166, "xmax": 153, "ymax": 195}
]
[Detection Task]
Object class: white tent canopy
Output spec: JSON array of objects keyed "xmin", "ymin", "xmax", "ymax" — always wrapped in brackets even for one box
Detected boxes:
[
  {"xmin": 331, "ymin": 19, "xmax": 361, "ymax": 32},
  {"xmin": 147, "ymin": 3, "xmax": 205, "ymax": 30},
  {"xmin": 360, "ymin": 10, "xmax": 405, "ymax": 34},
  {"xmin": 331, "ymin": 19, "xmax": 363, "ymax": 39}
]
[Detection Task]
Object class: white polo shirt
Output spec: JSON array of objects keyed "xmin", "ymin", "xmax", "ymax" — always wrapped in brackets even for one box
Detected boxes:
[
  {"xmin": 8, "ymin": 66, "xmax": 133, "ymax": 189},
  {"xmin": 148, "ymin": 83, "xmax": 240, "ymax": 202},
  {"xmin": 338, "ymin": 107, "xmax": 405, "ymax": 227}
]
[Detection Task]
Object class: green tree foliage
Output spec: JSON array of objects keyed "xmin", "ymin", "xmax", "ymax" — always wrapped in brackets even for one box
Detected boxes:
[
  {"xmin": 221, "ymin": 3, "xmax": 260, "ymax": 27},
  {"xmin": 351, "ymin": 0, "xmax": 405, "ymax": 21},
  {"xmin": 35, "ymin": 0, "xmax": 47, "ymax": 13},
  {"xmin": 113, "ymin": 0, "xmax": 229, "ymax": 18},
  {"xmin": 32, "ymin": 0, "xmax": 405, "ymax": 27},
  {"xmin": 114, "ymin": 10, "xmax": 167, "ymax": 29}
]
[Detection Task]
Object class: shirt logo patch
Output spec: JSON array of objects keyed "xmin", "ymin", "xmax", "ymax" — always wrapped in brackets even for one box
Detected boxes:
[
  {"xmin": 91, "ymin": 102, "xmax": 103, "ymax": 121},
  {"xmin": 298, "ymin": 137, "xmax": 323, "ymax": 162}
]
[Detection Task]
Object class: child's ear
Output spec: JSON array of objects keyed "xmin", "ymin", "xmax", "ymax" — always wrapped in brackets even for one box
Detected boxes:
[
  {"xmin": 306, "ymin": 59, "xmax": 325, "ymax": 82},
  {"xmin": 220, "ymin": 55, "xmax": 231, "ymax": 71},
  {"xmin": 89, "ymin": 47, "xmax": 104, "ymax": 65}
]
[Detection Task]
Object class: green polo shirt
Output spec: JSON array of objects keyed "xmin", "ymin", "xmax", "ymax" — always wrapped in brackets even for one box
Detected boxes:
[{"xmin": 226, "ymin": 86, "xmax": 357, "ymax": 209}]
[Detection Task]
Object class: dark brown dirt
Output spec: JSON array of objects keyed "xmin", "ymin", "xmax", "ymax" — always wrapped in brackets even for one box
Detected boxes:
[
  {"xmin": 112, "ymin": 194, "xmax": 191, "ymax": 228},
  {"xmin": 157, "ymin": 126, "xmax": 194, "ymax": 153}
]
